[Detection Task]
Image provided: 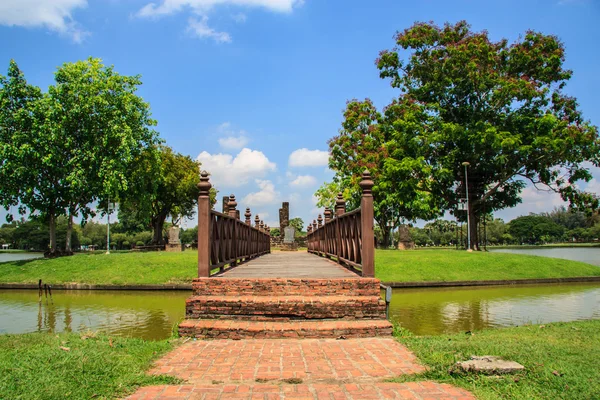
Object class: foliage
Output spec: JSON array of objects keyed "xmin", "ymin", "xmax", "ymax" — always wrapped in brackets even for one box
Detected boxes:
[
  {"xmin": 374, "ymin": 249, "xmax": 600, "ymax": 283},
  {"xmin": 269, "ymin": 227, "xmax": 281, "ymax": 237},
  {"xmin": 0, "ymin": 332, "xmax": 178, "ymax": 399},
  {"xmin": 288, "ymin": 217, "xmax": 304, "ymax": 235},
  {"xmin": 0, "ymin": 58, "xmax": 160, "ymax": 254},
  {"xmin": 4, "ymin": 218, "xmax": 80, "ymax": 251},
  {"xmin": 180, "ymin": 226, "xmax": 198, "ymax": 244},
  {"xmin": 119, "ymin": 145, "xmax": 207, "ymax": 244},
  {"xmin": 394, "ymin": 320, "xmax": 600, "ymax": 399},
  {"xmin": 330, "ymin": 21, "xmax": 600, "ymax": 250},
  {"xmin": 319, "ymin": 99, "xmax": 439, "ymax": 247},
  {"xmin": 509, "ymin": 215, "xmax": 565, "ymax": 244}
]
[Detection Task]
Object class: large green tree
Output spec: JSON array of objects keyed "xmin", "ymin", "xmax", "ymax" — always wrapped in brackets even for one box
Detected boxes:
[
  {"xmin": 317, "ymin": 99, "xmax": 440, "ymax": 247},
  {"xmin": 0, "ymin": 59, "xmax": 160, "ymax": 255},
  {"xmin": 364, "ymin": 21, "xmax": 599, "ymax": 249},
  {"xmin": 47, "ymin": 58, "xmax": 160, "ymax": 252},
  {"xmin": 0, "ymin": 61, "xmax": 69, "ymax": 254},
  {"xmin": 119, "ymin": 145, "xmax": 202, "ymax": 244}
]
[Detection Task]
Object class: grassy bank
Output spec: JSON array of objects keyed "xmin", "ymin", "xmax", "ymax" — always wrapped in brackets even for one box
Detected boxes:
[
  {"xmin": 376, "ymin": 249, "xmax": 600, "ymax": 282},
  {"xmin": 0, "ymin": 332, "xmax": 178, "ymax": 400},
  {"xmin": 0, "ymin": 251, "xmax": 198, "ymax": 285},
  {"xmin": 0, "ymin": 249, "xmax": 598, "ymax": 286},
  {"xmin": 394, "ymin": 320, "xmax": 600, "ymax": 399}
]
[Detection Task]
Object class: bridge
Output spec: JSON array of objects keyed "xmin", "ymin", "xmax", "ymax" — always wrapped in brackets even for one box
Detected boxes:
[{"xmin": 178, "ymin": 170, "xmax": 392, "ymax": 339}]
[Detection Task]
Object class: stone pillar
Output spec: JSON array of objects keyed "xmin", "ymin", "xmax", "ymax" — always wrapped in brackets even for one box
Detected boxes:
[
  {"xmin": 222, "ymin": 195, "xmax": 229, "ymax": 214},
  {"xmin": 197, "ymin": 171, "xmax": 212, "ymax": 277},
  {"xmin": 279, "ymin": 202, "xmax": 290, "ymax": 233},
  {"xmin": 359, "ymin": 170, "xmax": 375, "ymax": 278}
]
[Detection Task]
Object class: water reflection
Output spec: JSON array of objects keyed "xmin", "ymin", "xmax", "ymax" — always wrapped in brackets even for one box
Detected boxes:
[
  {"xmin": 388, "ymin": 283, "xmax": 600, "ymax": 335},
  {"xmin": 1, "ymin": 284, "xmax": 599, "ymax": 340},
  {"xmin": 0, "ymin": 290, "xmax": 188, "ymax": 340}
]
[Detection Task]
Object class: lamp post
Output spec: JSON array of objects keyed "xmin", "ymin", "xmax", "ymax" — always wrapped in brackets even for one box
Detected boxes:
[
  {"xmin": 462, "ymin": 162, "xmax": 472, "ymax": 252},
  {"xmin": 106, "ymin": 199, "xmax": 116, "ymax": 255}
]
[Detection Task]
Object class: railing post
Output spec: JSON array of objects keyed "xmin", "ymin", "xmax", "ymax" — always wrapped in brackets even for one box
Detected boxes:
[
  {"xmin": 228, "ymin": 195, "xmax": 237, "ymax": 267},
  {"xmin": 197, "ymin": 171, "xmax": 212, "ymax": 278},
  {"xmin": 335, "ymin": 193, "xmax": 345, "ymax": 264},
  {"xmin": 245, "ymin": 208, "xmax": 251, "ymax": 225},
  {"xmin": 359, "ymin": 170, "xmax": 375, "ymax": 277}
]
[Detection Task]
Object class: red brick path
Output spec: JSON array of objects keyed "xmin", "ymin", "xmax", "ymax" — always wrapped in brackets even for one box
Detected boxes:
[{"xmin": 125, "ymin": 338, "xmax": 475, "ymax": 400}]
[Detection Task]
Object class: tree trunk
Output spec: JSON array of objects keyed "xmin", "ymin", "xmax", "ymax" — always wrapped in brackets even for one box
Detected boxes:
[
  {"xmin": 152, "ymin": 213, "xmax": 167, "ymax": 245},
  {"xmin": 48, "ymin": 213, "xmax": 57, "ymax": 254},
  {"xmin": 65, "ymin": 212, "xmax": 73, "ymax": 253}
]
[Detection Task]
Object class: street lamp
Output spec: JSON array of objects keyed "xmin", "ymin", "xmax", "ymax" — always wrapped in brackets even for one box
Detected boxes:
[
  {"xmin": 462, "ymin": 162, "xmax": 472, "ymax": 252},
  {"xmin": 106, "ymin": 199, "xmax": 117, "ymax": 255}
]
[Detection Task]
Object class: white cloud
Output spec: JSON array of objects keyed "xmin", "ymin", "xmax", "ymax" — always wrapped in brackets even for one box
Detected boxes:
[
  {"xmin": 585, "ymin": 178, "xmax": 600, "ymax": 195},
  {"xmin": 290, "ymin": 175, "xmax": 316, "ymax": 187},
  {"xmin": 196, "ymin": 148, "xmax": 276, "ymax": 187},
  {"xmin": 288, "ymin": 148, "xmax": 329, "ymax": 167},
  {"xmin": 137, "ymin": 0, "xmax": 302, "ymax": 17},
  {"xmin": 231, "ymin": 12, "xmax": 247, "ymax": 23},
  {"xmin": 0, "ymin": 0, "xmax": 89, "ymax": 43},
  {"xmin": 218, "ymin": 136, "xmax": 249, "ymax": 149},
  {"xmin": 187, "ymin": 16, "xmax": 231, "ymax": 42},
  {"xmin": 137, "ymin": 0, "xmax": 303, "ymax": 42},
  {"xmin": 216, "ymin": 122, "xmax": 249, "ymax": 149},
  {"xmin": 242, "ymin": 180, "xmax": 279, "ymax": 206}
]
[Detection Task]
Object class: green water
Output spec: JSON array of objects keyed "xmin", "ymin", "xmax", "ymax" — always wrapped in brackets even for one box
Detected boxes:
[
  {"xmin": 389, "ymin": 283, "xmax": 600, "ymax": 335},
  {"xmin": 0, "ymin": 283, "xmax": 598, "ymax": 339}
]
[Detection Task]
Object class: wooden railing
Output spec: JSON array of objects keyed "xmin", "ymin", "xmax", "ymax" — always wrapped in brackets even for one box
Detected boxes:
[
  {"xmin": 306, "ymin": 170, "xmax": 375, "ymax": 277},
  {"xmin": 197, "ymin": 172, "xmax": 270, "ymax": 277}
]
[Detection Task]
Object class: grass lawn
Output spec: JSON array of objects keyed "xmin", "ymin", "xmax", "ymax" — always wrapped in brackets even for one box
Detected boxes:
[
  {"xmin": 0, "ymin": 332, "xmax": 178, "ymax": 400},
  {"xmin": 393, "ymin": 320, "xmax": 600, "ymax": 399},
  {"xmin": 0, "ymin": 251, "xmax": 198, "ymax": 285},
  {"xmin": 375, "ymin": 249, "xmax": 600, "ymax": 282},
  {"xmin": 0, "ymin": 249, "xmax": 599, "ymax": 286}
]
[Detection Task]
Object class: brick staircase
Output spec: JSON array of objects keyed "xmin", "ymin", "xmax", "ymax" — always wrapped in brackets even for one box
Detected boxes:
[{"xmin": 178, "ymin": 278, "xmax": 392, "ymax": 339}]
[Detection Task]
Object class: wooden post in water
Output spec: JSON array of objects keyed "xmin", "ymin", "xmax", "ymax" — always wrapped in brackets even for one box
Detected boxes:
[
  {"xmin": 197, "ymin": 171, "xmax": 212, "ymax": 278},
  {"xmin": 359, "ymin": 170, "xmax": 375, "ymax": 277}
]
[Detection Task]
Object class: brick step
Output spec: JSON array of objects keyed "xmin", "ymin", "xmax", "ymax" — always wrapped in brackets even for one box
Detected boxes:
[
  {"xmin": 178, "ymin": 319, "xmax": 393, "ymax": 339},
  {"xmin": 192, "ymin": 278, "xmax": 382, "ymax": 297},
  {"xmin": 185, "ymin": 295, "xmax": 386, "ymax": 320}
]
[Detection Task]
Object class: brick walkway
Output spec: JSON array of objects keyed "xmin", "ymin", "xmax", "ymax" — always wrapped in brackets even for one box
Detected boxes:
[{"xmin": 126, "ymin": 338, "xmax": 475, "ymax": 399}]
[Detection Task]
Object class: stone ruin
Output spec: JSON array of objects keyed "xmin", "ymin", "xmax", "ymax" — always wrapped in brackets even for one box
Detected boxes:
[{"xmin": 166, "ymin": 225, "xmax": 182, "ymax": 252}]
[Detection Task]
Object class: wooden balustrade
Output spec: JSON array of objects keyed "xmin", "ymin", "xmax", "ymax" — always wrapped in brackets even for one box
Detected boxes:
[
  {"xmin": 306, "ymin": 170, "xmax": 374, "ymax": 277},
  {"xmin": 197, "ymin": 172, "xmax": 270, "ymax": 277}
]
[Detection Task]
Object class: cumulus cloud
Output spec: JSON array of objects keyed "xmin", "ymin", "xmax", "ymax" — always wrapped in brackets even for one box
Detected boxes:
[
  {"xmin": 0, "ymin": 0, "xmax": 89, "ymax": 42},
  {"xmin": 288, "ymin": 148, "xmax": 329, "ymax": 167},
  {"xmin": 136, "ymin": 0, "xmax": 303, "ymax": 42},
  {"xmin": 242, "ymin": 180, "xmax": 279, "ymax": 206},
  {"xmin": 585, "ymin": 178, "xmax": 600, "ymax": 195},
  {"xmin": 196, "ymin": 148, "xmax": 276, "ymax": 187},
  {"xmin": 218, "ymin": 135, "xmax": 249, "ymax": 149},
  {"xmin": 216, "ymin": 122, "xmax": 249, "ymax": 150},
  {"xmin": 187, "ymin": 16, "xmax": 231, "ymax": 42},
  {"xmin": 290, "ymin": 175, "xmax": 316, "ymax": 187}
]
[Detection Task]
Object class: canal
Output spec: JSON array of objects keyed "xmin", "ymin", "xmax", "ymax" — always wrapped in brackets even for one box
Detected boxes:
[{"xmin": 1, "ymin": 282, "xmax": 598, "ymax": 339}]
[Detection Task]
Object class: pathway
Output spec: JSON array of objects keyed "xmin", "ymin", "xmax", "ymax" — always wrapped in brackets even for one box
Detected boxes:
[
  {"xmin": 220, "ymin": 252, "xmax": 357, "ymax": 278},
  {"xmin": 126, "ymin": 338, "xmax": 476, "ymax": 400}
]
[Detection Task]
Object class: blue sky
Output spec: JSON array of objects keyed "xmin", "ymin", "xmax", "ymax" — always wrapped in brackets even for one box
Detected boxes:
[{"xmin": 1, "ymin": 0, "xmax": 599, "ymax": 229}]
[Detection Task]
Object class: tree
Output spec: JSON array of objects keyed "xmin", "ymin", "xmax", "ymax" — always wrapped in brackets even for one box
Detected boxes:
[
  {"xmin": 47, "ymin": 57, "xmax": 160, "ymax": 252},
  {"xmin": 119, "ymin": 145, "xmax": 202, "ymax": 244},
  {"xmin": 317, "ymin": 99, "xmax": 439, "ymax": 247},
  {"xmin": 0, "ymin": 60, "xmax": 68, "ymax": 254},
  {"xmin": 0, "ymin": 58, "xmax": 160, "ymax": 255},
  {"xmin": 288, "ymin": 217, "xmax": 304, "ymax": 235},
  {"xmin": 373, "ymin": 21, "xmax": 600, "ymax": 249},
  {"xmin": 508, "ymin": 215, "xmax": 564, "ymax": 244}
]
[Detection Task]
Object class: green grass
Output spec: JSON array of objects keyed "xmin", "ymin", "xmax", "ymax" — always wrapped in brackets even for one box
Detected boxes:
[
  {"xmin": 0, "ymin": 251, "xmax": 198, "ymax": 285},
  {"xmin": 0, "ymin": 332, "xmax": 179, "ymax": 400},
  {"xmin": 1, "ymin": 248, "xmax": 599, "ymax": 286},
  {"xmin": 375, "ymin": 249, "xmax": 600, "ymax": 282},
  {"xmin": 393, "ymin": 320, "xmax": 600, "ymax": 399}
]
